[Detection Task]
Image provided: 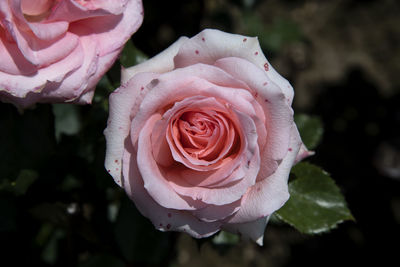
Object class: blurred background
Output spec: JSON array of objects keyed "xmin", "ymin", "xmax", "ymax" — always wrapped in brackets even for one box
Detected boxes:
[{"xmin": 1, "ymin": 0, "xmax": 399, "ymax": 266}]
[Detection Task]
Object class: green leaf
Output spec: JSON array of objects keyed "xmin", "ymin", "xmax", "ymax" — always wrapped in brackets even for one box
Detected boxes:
[
  {"xmin": 295, "ymin": 114, "xmax": 324, "ymax": 149},
  {"xmin": 212, "ymin": 230, "xmax": 240, "ymax": 245},
  {"xmin": 276, "ymin": 163, "xmax": 354, "ymax": 234},
  {"xmin": 243, "ymin": 15, "xmax": 303, "ymax": 53},
  {"xmin": 41, "ymin": 229, "xmax": 65, "ymax": 265},
  {"xmin": 53, "ymin": 104, "xmax": 81, "ymax": 142},
  {"xmin": 119, "ymin": 40, "xmax": 148, "ymax": 68},
  {"xmin": 0, "ymin": 169, "xmax": 38, "ymax": 196}
]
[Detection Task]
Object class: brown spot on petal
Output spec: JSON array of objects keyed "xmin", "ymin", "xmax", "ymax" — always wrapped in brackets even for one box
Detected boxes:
[
  {"xmin": 201, "ymin": 37, "xmax": 205, "ymax": 42},
  {"xmin": 288, "ymin": 148, "xmax": 293, "ymax": 152},
  {"xmin": 243, "ymin": 38, "xmax": 247, "ymax": 42},
  {"xmin": 264, "ymin": 62, "xmax": 269, "ymax": 71},
  {"xmin": 150, "ymin": 79, "xmax": 159, "ymax": 87},
  {"xmin": 195, "ymin": 50, "xmax": 199, "ymax": 55},
  {"xmin": 263, "ymin": 82, "xmax": 268, "ymax": 86},
  {"xmin": 254, "ymin": 51, "xmax": 259, "ymax": 56}
]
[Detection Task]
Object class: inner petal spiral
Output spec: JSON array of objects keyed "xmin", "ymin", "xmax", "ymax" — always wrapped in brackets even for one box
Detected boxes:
[{"xmin": 168, "ymin": 102, "xmax": 240, "ymax": 169}]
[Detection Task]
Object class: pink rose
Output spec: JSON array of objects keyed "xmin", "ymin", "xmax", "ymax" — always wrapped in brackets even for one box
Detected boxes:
[
  {"xmin": 0, "ymin": 0, "xmax": 143, "ymax": 108},
  {"xmin": 104, "ymin": 29, "xmax": 307, "ymax": 245}
]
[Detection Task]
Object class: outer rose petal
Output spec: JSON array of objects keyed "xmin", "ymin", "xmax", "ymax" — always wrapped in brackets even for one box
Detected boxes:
[
  {"xmin": 174, "ymin": 29, "xmax": 295, "ymax": 105},
  {"xmin": 222, "ymin": 216, "xmax": 270, "ymax": 246},
  {"xmin": 0, "ymin": 0, "xmax": 143, "ymax": 108},
  {"xmin": 69, "ymin": 0, "xmax": 143, "ymax": 57},
  {"xmin": 0, "ymin": 40, "xmax": 84, "ymax": 101},
  {"xmin": 295, "ymin": 143, "xmax": 315, "ymax": 164},
  {"xmin": 121, "ymin": 36, "xmax": 189, "ymax": 84},
  {"xmin": 122, "ymin": 140, "xmax": 222, "ymax": 238},
  {"xmin": 227, "ymin": 125, "xmax": 302, "ymax": 224},
  {"xmin": 214, "ymin": 57, "xmax": 294, "ymax": 179},
  {"xmin": 104, "ymin": 72, "xmax": 159, "ymax": 186}
]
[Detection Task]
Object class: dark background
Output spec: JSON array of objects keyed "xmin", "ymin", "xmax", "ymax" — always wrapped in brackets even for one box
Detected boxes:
[{"xmin": 1, "ymin": 0, "xmax": 399, "ymax": 266}]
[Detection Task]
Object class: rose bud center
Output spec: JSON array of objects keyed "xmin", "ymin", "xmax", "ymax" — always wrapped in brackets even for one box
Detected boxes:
[{"xmin": 169, "ymin": 107, "xmax": 240, "ymax": 167}]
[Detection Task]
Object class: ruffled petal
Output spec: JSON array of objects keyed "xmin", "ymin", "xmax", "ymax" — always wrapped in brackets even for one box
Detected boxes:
[
  {"xmin": 104, "ymin": 72, "xmax": 159, "ymax": 186},
  {"xmin": 137, "ymin": 113, "xmax": 206, "ymax": 210},
  {"xmin": 0, "ymin": 39, "xmax": 84, "ymax": 107},
  {"xmin": 165, "ymin": 109, "xmax": 260, "ymax": 206},
  {"xmin": 48, "ymin": 0, "xmax": 128, "ymax": 22},
  {"xmin": 129, "ymin": 63, "xmax": 252, "ymax": 147},
  {"xmin": 295, "ymin": 143, "xmax": 315, "ymax": 164},
  {"xmin": 122, "ymin": 140, "xmax": 222, "ymax": 238},
  {"xmin": 174, "ymin": 29, "xmax": 295, "ymax": 104},
  {"xmin": 121, "ymin": 36, "xmax": 189, "ymax": 84},
  {"xmin": 68, "ymin": 0, "xmax": 143, "ymax": 57},
  {"xmin": 222, "ymin": 216, "xmax": 270, "ymax": 246},
  {"xmin": 214, "ymin": 57, "xmax": 294, "ymax": 180},
  {"xmin": 3, "ymin": 17, "xmax": 79, "ymax": 66},
  {"xmin": 0, "ymin": 28, "xmax": 36, "ymax": 75},
  {"xmin": 227, "ymin": 125, "xmax": 302, "ymax": 224}
]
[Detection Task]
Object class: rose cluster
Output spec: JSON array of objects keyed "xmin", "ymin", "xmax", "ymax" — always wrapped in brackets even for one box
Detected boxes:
[
  {"xmin": 104, "ymin": 29, "xmax": 307, "ymax": 245},
  {"xmin": 0, "ymin": 0, "xmax": 143, "ymax": 108},
  {"xmin": 0, "ymin": 1, "xmax": 308, "ymax": 245}
]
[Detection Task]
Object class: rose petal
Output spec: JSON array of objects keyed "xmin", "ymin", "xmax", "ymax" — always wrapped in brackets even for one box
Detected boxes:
[
  {"xmin": 165, "ymin": 97, "xmax": 239, "ymax": 170},
  {"xmin": 222, "ymin": 216, "xmax": 270, "ymax": 246},
  {"xmin": 166, "ymin": 109, "xmax": 260, "ymax": 205},
  {"xmin": 1, "ymin": 14, "xmax": 79, "ymax": 66},
  {"xmin": 174, "ymin": 29, "xmax": 295, "ymax": 104},
  {"xmin": 137, "ymin": 113, "xmax": 206, "ymax": 210},
  {"xmin": 48, "ymin": 0, "xmax": 128, "ymax": 22},
  {"xmin": 191, "ymin": 199, "xmax": 242, "ymax": 223},
  {"xmin": 68, "ymin": 0, "xmax": 143, "ymax": 57},
  {"xmin": 104, "ymin": 72, "xmax": 159, "ymax": 186},
  {"xmin": 121, "ymin": 36, "xmax": 189, "ymax": 84},
  {"xmin": 227, "ymin": 125, "xmax": 302, "ymax": 224},
  {"xmin": 166, "ymin": 145, "xmax": 259, "ymax": 206},
  {"xmin": 122, "ymin": 140, "xmax": 222, "ymax": 238},
  {"xmin": 295, "ymin": 143, "xmax": 315, "ymax": 164},
  {"xmin": 21, "ymin": 0, "xmax": 53, "ymax": 16},
  {"xmin": 215, "ymin": 57, "xmax": 294, "ymax": 180},
  {"xmin": 129, "ymin": 63, "xmax": 253, "ymax": 147},
  {"xmin": 0, "ymin": 38, "xmax": 84, "ymax": 106},
  {"xmin": 0, "ymin": 29, "xmax": 36, "ymax": 75}
]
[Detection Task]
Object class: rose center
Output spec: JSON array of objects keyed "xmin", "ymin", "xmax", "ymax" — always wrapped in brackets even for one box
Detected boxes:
[{"xmin": 172, "ymin": 110, "xmax": 237, "ymax": 162}]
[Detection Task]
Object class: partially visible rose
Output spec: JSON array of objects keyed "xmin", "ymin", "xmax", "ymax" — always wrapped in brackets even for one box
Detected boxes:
[
  {"xmin": 0, "ymin": 0, "xmax": 143, "ymax": 108},
  {"xmin": 105, "ymin": 29, "xmax": 310, "ymax": 245}
]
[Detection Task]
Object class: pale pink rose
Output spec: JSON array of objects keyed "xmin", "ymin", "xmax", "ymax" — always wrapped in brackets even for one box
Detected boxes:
[
  {"xmin": 0, "ymin": 0, "xmax": 143, "ymax": 108},
  {"xmin": 104, "ymin": 29, "xmax": 307, "ymax": 245}
]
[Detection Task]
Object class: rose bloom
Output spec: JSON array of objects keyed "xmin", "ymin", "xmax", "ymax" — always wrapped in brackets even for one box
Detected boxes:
[
  {"xmin": 0, "ymin": 0, "xmax": 143, "ymax": 108},
  {"xmin": 105, "ymin": 29, "xmax": 310, "ymax": 245}
]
